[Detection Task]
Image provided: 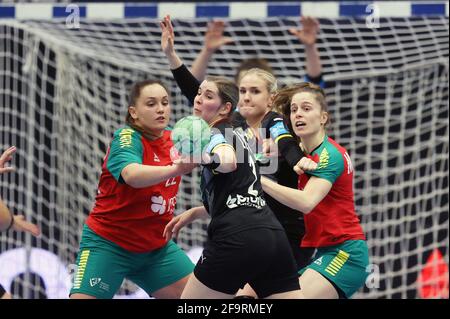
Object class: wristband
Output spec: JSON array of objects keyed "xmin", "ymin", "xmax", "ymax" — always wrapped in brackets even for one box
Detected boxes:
[{"xmin": 5, "ymin": 212, "xmax": 14, "ymax": 231}]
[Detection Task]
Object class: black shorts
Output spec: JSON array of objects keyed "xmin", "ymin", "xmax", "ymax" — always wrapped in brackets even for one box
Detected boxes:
[
  {"xmin": 194, "ymin": 227, "xmax": 300, "ymax": 298},
  {"xmin": 0, "ymin": 283, "xmax": 6, "ymax": 298},
  {"xmin": 289, "ymin": 240, "xmax": 315, "ymax": 270}
]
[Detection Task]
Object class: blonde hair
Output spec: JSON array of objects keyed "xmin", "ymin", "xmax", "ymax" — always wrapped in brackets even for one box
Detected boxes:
[{"xmin": 240, "ymin": 68, "xmax": 278, "ymax": 95}]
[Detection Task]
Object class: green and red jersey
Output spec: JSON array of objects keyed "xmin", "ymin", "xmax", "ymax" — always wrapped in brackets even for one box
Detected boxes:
[
  {"xmin": 298, "ymin": 136, "xmax": 366, "ymax": 247},
  {"xmin": 86, "ymin": 127, "xmax": 180, "ymax": 253}
]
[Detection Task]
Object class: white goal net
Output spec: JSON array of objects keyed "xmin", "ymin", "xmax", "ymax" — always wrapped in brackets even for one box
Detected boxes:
[{"xmin": 0, "ymin": 16, "xmax": 448, "ymax": 299}]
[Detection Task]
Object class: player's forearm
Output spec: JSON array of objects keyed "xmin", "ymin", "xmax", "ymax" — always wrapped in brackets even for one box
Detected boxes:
[
  {"xmin": 261, "ymin": 176, "xmax": 314, "ymax": 213},
  {"xmin": 0, "ymin": 198, "xmax": 12, "ymax": 231},
  {"xmin": 191, "ymin": 206, "xmax": 209, "ymax": 220},
  {"xmin": 165, "ymin": 51, "xmax": 183, "ymax": 70},
  {"xmin": 190, "ymin": 47, "xmax": 214, "ymax": 81},
  {"xmin": 304, "ymin": 43, "xmax": 322, "ymax": 78},
  {"xmin": 277, "ymin": 136, "xmax": 304, "ymax": 168},
  {"xmin": 121, "ymin": 163, "xmax": 181, "ymax": 188}
]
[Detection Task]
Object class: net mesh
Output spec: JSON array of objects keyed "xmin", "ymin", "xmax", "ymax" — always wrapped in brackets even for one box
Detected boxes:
[{"xmin": 0, "ymin": 16, "xmax": 448, "ymax": 298}]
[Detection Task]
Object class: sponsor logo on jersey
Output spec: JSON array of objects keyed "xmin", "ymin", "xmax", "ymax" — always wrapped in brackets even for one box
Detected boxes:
[
  {"xmin": 226, "ymin": 194, "xmax": 266, "ymax": 209},
  {"xmin": 165, "ymin": 177, "xmax": 177, "ymax": 187},
  {"xmin": 314, "ymin": 256, "xmax": 323, "ymax": 266},
  {"xmin": 344, "ymin": 151, "xmax": 353, "ymax": 174},
  {"xmin": 119, "ymin": 128, "xmax": 134, "ymax": 148},
  {"xmin": 89, "ymin": 277, "xmax": 101, "ymax": 287},
  {"xmin": 153, "ymin": 153, "xmax": 160, "ymax": 162},
  {"xmin": 269, "ymin": 121, "xmax": 290, "ymax": 139},
  {"xmin": 151, "ymin": 195, "xmax": 167, "ymax": 215}
]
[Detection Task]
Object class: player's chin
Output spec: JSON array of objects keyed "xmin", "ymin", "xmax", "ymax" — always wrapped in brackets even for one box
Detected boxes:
[
  {"xmin": 239, "ymin": 108, "xmax": 253, "ymax": 119},
  {"xmin": 293, "ymin": 127, "xmax": 306, "ymax": 137},
  {"xmin": 154, "ymin": 121, "xmax": 168, "ymax": 131}
]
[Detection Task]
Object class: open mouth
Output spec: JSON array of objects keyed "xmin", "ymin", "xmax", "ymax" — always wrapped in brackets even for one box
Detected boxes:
[
  {"xmin": 295, "ymin": 121, "xmax": 306, "ymax": 128},
  {"xmin": 156, "ymin": 116, "xmax": 165, "ymax": 121}
]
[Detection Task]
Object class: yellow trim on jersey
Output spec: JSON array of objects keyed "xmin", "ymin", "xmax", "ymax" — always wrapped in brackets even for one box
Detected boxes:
[
  {"xmin": 325, "ymin": 250, "xmax": 350, "ymax": 277},
  {"xmin": 73, "ymin": 250, "xmax": 90, "ymax": 289},
  {"xmin": 318, "ymin": 148, "xmax": 330, "ymax": 169},
  {"xmin": 274, "ymin": 133, "xmax": 293, "ymax": 144}
]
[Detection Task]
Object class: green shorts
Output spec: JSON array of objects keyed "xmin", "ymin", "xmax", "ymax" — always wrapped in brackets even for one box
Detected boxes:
[
  {"xmin": 70, "ymin": 224, "xmax": 194, "ymax": 299},
  {"xmin": 299, "ymin": 240, "xmax": 370, "ymax": 298}
]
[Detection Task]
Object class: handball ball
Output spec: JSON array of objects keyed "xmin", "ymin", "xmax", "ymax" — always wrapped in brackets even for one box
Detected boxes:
[{"xmin": 171, "ymin": 116, "xmax": 211, "ymax": 156}]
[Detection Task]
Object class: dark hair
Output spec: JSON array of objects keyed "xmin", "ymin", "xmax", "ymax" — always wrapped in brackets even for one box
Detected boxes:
[
  {"xmin": 126, "ymin": 79, "xmax": 170, "ymax": 127},
  {"xmin": 273, "ymin": 82, "xmax": 330, "ymax": 135},
  {"xmin": 234, "ymin": 58, "xmax": 274, "ymax": 84},
  {"xmin": 206, "ymin": 76, "xmax": 239, "ymax": 119}
]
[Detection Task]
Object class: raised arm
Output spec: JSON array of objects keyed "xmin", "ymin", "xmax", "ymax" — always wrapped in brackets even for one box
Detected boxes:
[
  {"xmin": 160, "ymin": 14, "xmax": 200, "ymax": 105},
  {"xmin": 190, "ymin": 20, "xmax": 233, "ymax": 81},
  {"xmin": 289, "ymin": 16, "xmax": 322, "ymax": 79},
  {"xmin": 160, "ymin": 14, "xmax": 182, "ymax": 69}
]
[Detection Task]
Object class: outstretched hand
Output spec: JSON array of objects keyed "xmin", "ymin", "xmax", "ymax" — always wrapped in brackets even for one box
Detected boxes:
[
  {"xmin": 12, "ymin": 215, "xmax": 41, "ymax": 237},
  {"xmin": 0, "ymin": 146, "xmax": 16, "ymax": 174},
  {"xmin": 289, "ymin": 16, "xmax": 320, "ymax": 46},
  {"xmin": 160, "ymin": 14, "xmax": 175, "ymax": 56},
  {"xmin": 163, "ymin": 210, "xmax": 194, "ymax": 241},
  {"xmin": 204, "ymin": 20, "xmax": 234, "ymax": 53}
]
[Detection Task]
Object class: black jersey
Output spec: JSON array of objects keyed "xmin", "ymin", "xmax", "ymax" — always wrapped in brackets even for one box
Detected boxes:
[
  {"xmin": 201, "ymin": 121, "xmax": 282, "ymax": 238},
  {"xmin": 171, "ymin": 65, "xmax": 303, "ymax": 240},
  {"xmin": 258, "ymin": 111, "xmax": 309, "ymax": 241}
]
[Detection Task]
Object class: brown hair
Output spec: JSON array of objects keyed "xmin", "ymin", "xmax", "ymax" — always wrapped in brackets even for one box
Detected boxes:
[
  {"xmin": 234, "ymin": 58, "xmax": 274, "ymax": 84},
  {"xmin": 125, "ymin": 79, "xmax": 170, "ymax": 131},
  {"xmin": 273, "ymin": 82, "xmax": 330, "ymax": 134},
  {"xmin": 206, "ymin": 76, "xmax": 239, "ymax": 121}
]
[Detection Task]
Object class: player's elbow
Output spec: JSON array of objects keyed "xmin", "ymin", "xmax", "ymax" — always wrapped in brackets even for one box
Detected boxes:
[
  {"xmin": 120, "ymin": 164, "xmax": 144, "ymax": 188},
  {"xmin": 217, "ymin": 161, "xmax": 237, "ymax": 173},
  {"xmin": 215, "ymin": 150, "xmax": 237, "ymax": 173},
  {"xmin": 300, "ymin": 200, "xmax": 318, "ymax": 215}
]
